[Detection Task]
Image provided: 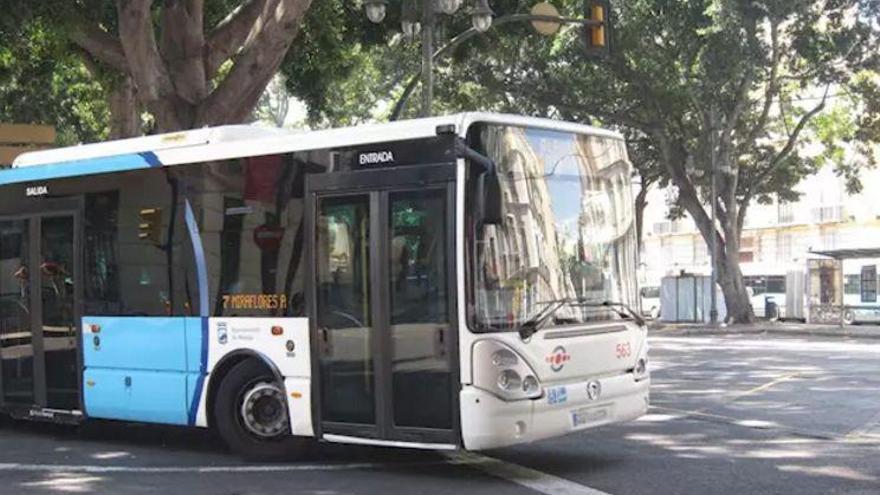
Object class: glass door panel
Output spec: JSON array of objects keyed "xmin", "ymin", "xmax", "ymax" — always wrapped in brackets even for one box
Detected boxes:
[
  {"xmin": 0, "ymin": 219, "xmax": 33, "ymax": 405},
  {"xmin": 316, "ymin": 195, "xmax": 375, "ymax": 425},
  {"xmin": 388, "ymin": 190, "xmax": 452, "ymax": 430},
  {"xmin": 40, "ymin": 216, "xmax": 78, "ymax": 410}
]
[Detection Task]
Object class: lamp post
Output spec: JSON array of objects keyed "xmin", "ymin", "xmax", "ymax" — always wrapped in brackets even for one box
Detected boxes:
[
  {"xmin": 387, "ymin": 6, "xmax": 609, "ymax": 120},
  {"xmin": 709, "ymin": 108, "xmax": 718, "ymax": 327},
  {"xmin": 363, "ymin": 0, "xmax": 494, "ymax": 117}
]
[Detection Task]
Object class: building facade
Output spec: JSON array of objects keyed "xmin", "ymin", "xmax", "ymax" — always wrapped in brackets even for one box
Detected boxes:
[{"xmin": 641, "ymin": 162, "xmax": 880, "ymax": 290}]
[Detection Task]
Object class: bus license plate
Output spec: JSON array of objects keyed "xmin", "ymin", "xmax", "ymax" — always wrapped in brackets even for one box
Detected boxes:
[{"xmin": 571, "ymin": 405, "xmax": 611, "ymax": 429}]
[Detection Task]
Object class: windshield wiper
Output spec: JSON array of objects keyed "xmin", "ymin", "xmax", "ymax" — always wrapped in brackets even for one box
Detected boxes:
[
  {"xmin": 517, "ymin": 299, "xmax": 569, "ymax": 340},
  {"xmin": 573, "ymin": 300, "xmax": 646, "ymax": 327},
  {"xmin": 517, "ymin": 299, "xmax": 645, "ymax": 340}
]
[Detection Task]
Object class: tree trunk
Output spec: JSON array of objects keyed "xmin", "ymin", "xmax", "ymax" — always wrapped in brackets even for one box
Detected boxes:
[
  {"xmin": 634, "ymin": 177, "xmax": 651, "ymax": 253},
  {"xmin": 658, "ymin": 136, "xmax": 755, "ymax": 323},
  {"xmin": 715, "ymin": 239, "xmax": 754, "ymax": 323},
  {"xmin": 108, "ymin": 75, "xmax": 140, "ymax": 139}
]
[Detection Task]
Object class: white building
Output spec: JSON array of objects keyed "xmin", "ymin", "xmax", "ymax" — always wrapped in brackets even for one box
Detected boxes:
[{"xmin": 641, "ymin": 162, "xmax": 880, "ymax": 289}]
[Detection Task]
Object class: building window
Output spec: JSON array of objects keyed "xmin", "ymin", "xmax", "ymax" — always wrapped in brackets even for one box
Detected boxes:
[
  {"xmin": 776, "ymin": 233, "xmax": 792, "ymax": 263},
  {"xmin": 778, "ymin": 203, "xmax": 794, "ymax": 224},
  {"xmin": 739, "ymin": 237, "xmax": 755, "ymax": 263},
  {"xmin": 861, "ymin": 265, "xmax": 877, "ymax": 303}
]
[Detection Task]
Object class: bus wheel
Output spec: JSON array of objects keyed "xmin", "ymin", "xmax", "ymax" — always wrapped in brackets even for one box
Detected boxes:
[
  {"xmin": 842, "ymin": 310, "xmax": 856, "ymax": 325},
  {"xmin": 214, "ymin": 359, "xmax": 307, "ymax": 461}
]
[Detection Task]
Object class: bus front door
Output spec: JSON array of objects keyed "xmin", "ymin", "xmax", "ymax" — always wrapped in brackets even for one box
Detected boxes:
[
  {"xmin": 307, "ymin": 165, "xmax": 458, "ymax": 446},
  {"xmin": 0, "ymin": 210, "xmax": 81, "ymax": 414}
]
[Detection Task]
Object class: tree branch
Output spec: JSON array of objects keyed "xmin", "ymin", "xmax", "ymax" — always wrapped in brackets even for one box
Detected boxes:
[
  {"xmin": 745, "ymin": 19, "xmax": 780, "ymax": 145},
  {"xmin": 198, "ymin": 0, "xmax": 312, "ymax": 125},
  {"xmin": 205, "ymin": 0, "xmax": 269, "ymax": 79},
  {"xmin": 69, "ymin": 19, "xmax": 127, "ymax": 72},
  {"xmin": 752, "ymin": 85, "xmax": 830, "ymax": 184},
  {"xmin": 116, "ymin": 0, "xmax": 180, "ymax": 126}
]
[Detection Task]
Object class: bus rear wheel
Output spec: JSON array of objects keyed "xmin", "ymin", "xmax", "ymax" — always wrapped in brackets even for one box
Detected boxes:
[{"xmin": 214, "ymin": 359, "xmax": 308, "ymax": 461}]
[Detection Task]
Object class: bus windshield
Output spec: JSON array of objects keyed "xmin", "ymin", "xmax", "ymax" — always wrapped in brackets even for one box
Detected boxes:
[{"xmin": 469, "ymin": 124, "xmax": 638, "ymax": 331}]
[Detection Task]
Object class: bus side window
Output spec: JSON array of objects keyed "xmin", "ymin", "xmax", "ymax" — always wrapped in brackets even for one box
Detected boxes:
[{"xmin": 861, "ymin": 265, "xmax": 877, "ymax": 303}]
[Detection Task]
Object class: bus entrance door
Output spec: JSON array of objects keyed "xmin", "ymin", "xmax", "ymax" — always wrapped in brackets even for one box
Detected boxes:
[
  {"xmin": 307, "ymin": 164, "xmax": 458, "ymax": 447},
  {"xmin": 0, "ymin": 210, "xmax": 81, "ymax": 417}
]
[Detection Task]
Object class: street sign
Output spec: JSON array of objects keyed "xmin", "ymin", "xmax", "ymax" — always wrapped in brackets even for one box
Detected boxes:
[
  {"xmin": 0, "ymin": 124, "xmax": 56, "ymax": 166},
  {"xmin": 531, "ymin": 2, "xmax": 562, "ymax": 36}
]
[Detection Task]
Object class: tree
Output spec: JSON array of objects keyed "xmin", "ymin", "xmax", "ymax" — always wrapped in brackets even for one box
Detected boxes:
[
  {"xmin": 403, "ymin": 0, "xmax": 879, "ymax": 322},
  {"xmin": 2, "ymin": 0, "xmax": 315, "ymax": 135},
  {"xmin": 0, "ymin": 18, "xmax": 109, "ymax": 144}
]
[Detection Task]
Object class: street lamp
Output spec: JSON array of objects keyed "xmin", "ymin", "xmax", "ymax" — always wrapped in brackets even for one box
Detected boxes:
[
  {"xmin": 471, "ymin": 0, "xmax": 494, "ymax": 32},
  {"xmin": 363, "ymin": 0, "xmax": 388, "ymax": 23},
  {"xmin": 363, "ymin": 0, "xmax": 495, "ymax": 116}
]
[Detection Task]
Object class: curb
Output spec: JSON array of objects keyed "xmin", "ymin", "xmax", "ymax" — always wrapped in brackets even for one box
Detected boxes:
[{"xmin": 650, "ymin": 324, "xmax": 880, "ymax": 340}]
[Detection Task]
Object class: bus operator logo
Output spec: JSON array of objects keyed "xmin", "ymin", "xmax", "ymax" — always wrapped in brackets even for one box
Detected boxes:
[{"xmin": 546, "ymin": 346, "xmax": 571, "ymax": 372}]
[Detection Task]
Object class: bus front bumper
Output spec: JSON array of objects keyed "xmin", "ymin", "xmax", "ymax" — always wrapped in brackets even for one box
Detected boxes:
[{"xmin": 460, "ymin": 373, "xmax": 649, "ymax": 450}]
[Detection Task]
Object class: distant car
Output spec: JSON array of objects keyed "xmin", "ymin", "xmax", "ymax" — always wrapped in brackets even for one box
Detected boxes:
[{"xmin": 640, "ymin": 286, "xmax": 661, "ymax": 319}]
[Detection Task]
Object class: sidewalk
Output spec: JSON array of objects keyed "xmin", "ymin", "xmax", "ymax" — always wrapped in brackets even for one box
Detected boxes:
[{"xmin": 649, "ymin": 320, "xmax": 880, "ymax": 340}]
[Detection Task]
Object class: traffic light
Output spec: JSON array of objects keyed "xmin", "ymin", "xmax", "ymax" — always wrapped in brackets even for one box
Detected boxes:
[
  {"xmin": 585, "ymin": 0, "xmax": 611, "ymax": 57},
  {"xmin": 138, "ymin": 207, "xmax": 163, "ymax": 245}
]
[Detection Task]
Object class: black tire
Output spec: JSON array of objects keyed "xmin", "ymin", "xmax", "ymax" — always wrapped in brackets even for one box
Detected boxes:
[{"xmin": 214, "ymin": 359, "xmax": 308, "ymax": 461}]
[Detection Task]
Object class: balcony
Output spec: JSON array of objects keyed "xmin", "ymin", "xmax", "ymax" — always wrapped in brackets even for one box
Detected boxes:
[{"xmin": 811, "ymin": 205, "xmax": 846, "ymax": 224}]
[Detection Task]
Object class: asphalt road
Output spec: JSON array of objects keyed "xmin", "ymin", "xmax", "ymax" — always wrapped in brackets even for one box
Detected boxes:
[{"xmin": 1, "ymin": 331, "xmax": 878, "ymax": 495}]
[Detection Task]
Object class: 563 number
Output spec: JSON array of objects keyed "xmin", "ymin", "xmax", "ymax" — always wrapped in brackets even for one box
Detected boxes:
[{"xmin": 615, "ymin": 342, "xmax": 632, "ymax": 359}]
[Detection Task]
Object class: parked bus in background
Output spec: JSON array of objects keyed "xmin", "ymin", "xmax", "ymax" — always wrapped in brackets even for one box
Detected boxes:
[
  {"xmin": 743, "ymin": 273, "xmax": 787, "ymax": 319},
  {"xmin": 0, "ymin": 113, "xmax": 648, "ymax": 459},
  {"xmin": 841, "ymin": 259, "xmax": 880, "ymax": 324},
  {"xmin": 639, "ymin": 286, "xmax": 660, "ymax": 319}
]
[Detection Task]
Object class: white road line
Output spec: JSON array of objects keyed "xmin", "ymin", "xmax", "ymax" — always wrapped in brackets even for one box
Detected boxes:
[
  {"xmin": 0, "ymin": 461, "xmax": 434, "ymax": 474},
  {"xmin": 446, "ymin": 452, "xmax": 613, "ymax": 495}
]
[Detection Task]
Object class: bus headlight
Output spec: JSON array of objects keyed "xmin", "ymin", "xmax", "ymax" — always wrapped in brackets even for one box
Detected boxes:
[
  {"xmin": 498, "ymin": 369, "xmax": 522, "ymax": 391},
  {"xmin": 473, "ymin": 340, "xmax": 543, "ymax": 401},
  {"xmin": 522, "ymin": 375, "xmax": 540, "ymax": 394}
]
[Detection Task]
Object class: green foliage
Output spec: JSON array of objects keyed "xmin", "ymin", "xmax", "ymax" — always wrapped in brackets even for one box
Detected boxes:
[
  {"xmin": 280, "ymin": 0, "xmax": 404, "ymax": 126},
  {"xmin": 0, "ymin": 18, "xmax": 108, "ymax": 144}
]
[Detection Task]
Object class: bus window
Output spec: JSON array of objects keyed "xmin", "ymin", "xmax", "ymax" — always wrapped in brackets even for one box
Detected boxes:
[
  {"xmin": 861, "ymin": 265, "xmax": 877, "ymax": 303},
  {"xmin": 75, "ymin": 169, "xmax": 196, "ymax": 317},
  {"xmin": 766, "ymin": 276, "xmax": 785, "ymax": 294},
  {"xmin": 388, "ymin": 190, "xmax": 451, "ymax": 429},
  {"xmin": 179, "ymin": 156, "xmax": 310, "ymax": 317},
  {"xmin": 844, "ymin": 274, "xmax": 860, "ymax": 295}
]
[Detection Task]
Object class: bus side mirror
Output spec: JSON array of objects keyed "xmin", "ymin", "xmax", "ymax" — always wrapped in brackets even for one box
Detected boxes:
[{"xmin": 478, "ymin": 170, "xmax": 503, "ymax": 225}]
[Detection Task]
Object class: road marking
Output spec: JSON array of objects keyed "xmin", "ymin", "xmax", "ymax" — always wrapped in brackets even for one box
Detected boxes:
[
  {"xmin": 845, "ymin": 409, "xmax": 880, "ymax": 440},
  {"xmin": 651, "ymin": 405, "xmax": 840, "ymax": 440},
  {"xmin": 446, "ymin": 452, "xmax": 613, "ymax": 495},
  {"xmin": 0, "ymin": 461, "xmax": 437, "ymax": 474},
  {"xmin": 724, "ymin": 372, "xmax": 802, "ymax": 402}
]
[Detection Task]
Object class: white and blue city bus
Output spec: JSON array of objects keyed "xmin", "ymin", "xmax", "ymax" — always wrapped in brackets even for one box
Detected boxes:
[{"xmin": 0, "ymin": 113, "xmax": 649, "ymax": 459}]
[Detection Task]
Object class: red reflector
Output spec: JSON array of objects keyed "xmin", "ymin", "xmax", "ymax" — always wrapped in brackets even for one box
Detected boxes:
[
  {"xmin": 271, "ymin": 326, "xmax": 284, "ymax": 336},
  {"xmin": 90, "ymin": 324, "xmax": 101, "ymax": 333}
]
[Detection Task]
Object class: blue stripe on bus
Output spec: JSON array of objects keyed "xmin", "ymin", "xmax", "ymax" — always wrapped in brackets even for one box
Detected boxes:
[
  {"xmin": 0, "ymin": 152, "xmax": 162, "ymax": 186},
  {"xmin": 187, "ymin": 317, "xmax": 210, "ymax": 426},
  {"xmin": 138, "ymin": 151, "xmax": 162, "ymax": 167},
  {"xmin": 184, "ymin": 200, "xmax": 209, "ymax": 317}
]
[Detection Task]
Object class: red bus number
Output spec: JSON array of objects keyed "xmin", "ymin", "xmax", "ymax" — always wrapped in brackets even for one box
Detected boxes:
[{"xmin": 616, "ymin": 342, "xmax": 632, "ymax": 359}]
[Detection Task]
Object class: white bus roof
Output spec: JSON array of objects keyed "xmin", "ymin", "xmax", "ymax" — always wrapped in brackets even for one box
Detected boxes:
[{"xmin": 6, "ymin": 113, "xmax": 623, "ymax": 184}]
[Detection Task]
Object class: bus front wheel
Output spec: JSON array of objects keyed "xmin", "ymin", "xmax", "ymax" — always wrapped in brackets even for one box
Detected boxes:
[{"xmin": 214, "ymin": 359, "xmax": 308, "ymax": 461}]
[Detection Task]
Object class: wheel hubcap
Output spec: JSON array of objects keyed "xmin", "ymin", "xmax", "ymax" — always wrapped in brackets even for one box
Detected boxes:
[{"xmin": 240, "ymin": 382, "xmax": 289, "ymax": 438}]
